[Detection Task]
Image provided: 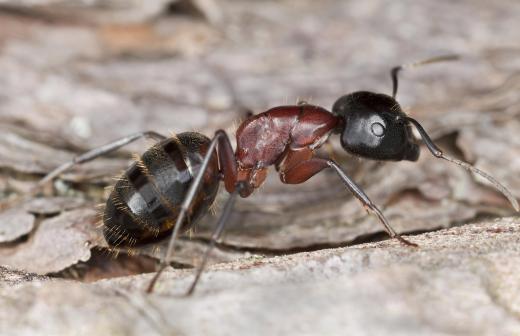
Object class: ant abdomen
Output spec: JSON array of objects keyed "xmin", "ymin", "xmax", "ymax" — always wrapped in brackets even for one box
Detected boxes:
[{"xmin": 103, "ymin": 132, "xmax": 220, "ymax": 247}]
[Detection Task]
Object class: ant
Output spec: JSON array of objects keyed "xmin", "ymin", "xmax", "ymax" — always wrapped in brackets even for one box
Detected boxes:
[{"xmin": 4, "ymin": 55, "xmax": 518, "ymax": 295}]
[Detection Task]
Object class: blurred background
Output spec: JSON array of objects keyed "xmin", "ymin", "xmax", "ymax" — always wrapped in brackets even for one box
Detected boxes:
[
  {"xmin": 0, "ymin": 0, "xmax": 519, "ymax": 303},
  {"xmin": 0, "ymin": 0, "xmax": 520, "ymax": 335}
]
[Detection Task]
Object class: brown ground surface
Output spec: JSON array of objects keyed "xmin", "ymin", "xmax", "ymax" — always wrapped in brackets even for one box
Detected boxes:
[{"xmin": 0, "ymin": 0, "xmax": 519, "ymax": 334}]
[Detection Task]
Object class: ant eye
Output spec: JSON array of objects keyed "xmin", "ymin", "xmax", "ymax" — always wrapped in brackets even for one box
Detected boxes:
[{"xmin": 371, "ymin": 122, "xmax": 385, "ymax": 137}]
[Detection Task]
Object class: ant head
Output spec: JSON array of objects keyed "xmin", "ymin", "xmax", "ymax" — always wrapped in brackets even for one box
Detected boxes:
[{"xmin": 332, "ymin": 91, "xmax": 419, "ymax": 161}]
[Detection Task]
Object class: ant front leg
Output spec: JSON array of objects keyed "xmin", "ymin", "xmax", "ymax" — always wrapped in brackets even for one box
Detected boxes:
[
  {"xmin": 279, "ymin": 153, "xmax": 417, "ymax": 247},
  {"xmin": 147, "ymin": 130, "xmax": 238, "ymax": 294},
  {"xmin": 326, "ymin": 160, "xmax": 417, "ymax": 247}
]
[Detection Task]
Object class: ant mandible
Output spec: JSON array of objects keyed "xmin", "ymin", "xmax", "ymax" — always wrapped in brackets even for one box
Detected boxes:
[{"xmin": 10, "ymin": 55, "xmax": 519, "ymax": 295}]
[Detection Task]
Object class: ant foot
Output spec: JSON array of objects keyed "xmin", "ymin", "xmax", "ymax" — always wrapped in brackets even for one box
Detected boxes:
[{"xmin": 394, "ymin": 234, "xmax": 418, "ymax": 247}]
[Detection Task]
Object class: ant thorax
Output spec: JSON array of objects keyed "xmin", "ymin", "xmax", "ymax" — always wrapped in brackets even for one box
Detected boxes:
[{"xmin": 233, "ymin": 104, "xmax": 339, "ymax": 196}]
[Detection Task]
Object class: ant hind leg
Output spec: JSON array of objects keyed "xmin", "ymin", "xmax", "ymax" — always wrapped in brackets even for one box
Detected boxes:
[
  {"xmin": 1, "ymin": 131, "xmax": 166, "ymax": 210},
  {"xmin": 33, "ymin": 131, "xmax": 166, "ymax": 192}
]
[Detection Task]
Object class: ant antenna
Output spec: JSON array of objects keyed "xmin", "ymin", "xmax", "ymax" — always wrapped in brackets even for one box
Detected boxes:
[
  {"xmin": 391, "ymin": 54, "xmax": 460, "ymax": 99},
  {"xmin": 405, "ymin": 117, "xmax": 519, "ymax": 212}
]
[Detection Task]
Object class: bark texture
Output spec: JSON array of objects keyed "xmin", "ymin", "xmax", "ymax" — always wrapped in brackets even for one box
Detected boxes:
[{"xmin": 0, "ymin": 0, "xmax": 519, "ymax": 334}]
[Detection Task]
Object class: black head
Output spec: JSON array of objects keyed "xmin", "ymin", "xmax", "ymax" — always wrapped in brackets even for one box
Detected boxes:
[{"xmin": 332, "ymin": 91, "xmax": 419, "ymax": 161}]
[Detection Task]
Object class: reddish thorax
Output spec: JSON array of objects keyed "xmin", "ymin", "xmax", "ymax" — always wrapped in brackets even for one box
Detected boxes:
[{"xmin": 234, "ymin": 104, "xmax": 340, "ymax": 197}]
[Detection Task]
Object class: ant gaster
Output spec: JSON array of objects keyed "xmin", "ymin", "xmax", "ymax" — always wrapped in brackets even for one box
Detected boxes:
[{"xmin": 9, "ymin": 55, "xmax": 519, "ymax": 295}]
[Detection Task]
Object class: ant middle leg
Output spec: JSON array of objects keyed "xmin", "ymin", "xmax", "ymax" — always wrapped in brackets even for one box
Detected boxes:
[
  {"xmin": 147, "ymin": 130, "xmax": 237, "ymax": 293},
  {"xmin": 185, "ymin": 182, "xmax": 244, "ymax": 296}
]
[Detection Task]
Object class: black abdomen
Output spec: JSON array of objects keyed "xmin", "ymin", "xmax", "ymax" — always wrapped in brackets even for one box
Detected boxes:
[{"xmin": 103, "ymin": 132, "xmax": 220, "ymax": 247}]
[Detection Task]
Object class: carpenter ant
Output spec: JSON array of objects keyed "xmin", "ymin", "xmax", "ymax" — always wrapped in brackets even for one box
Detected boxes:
[{"xmin": 6, "ymin": 55, "xmax": 518, "ymax": 295}]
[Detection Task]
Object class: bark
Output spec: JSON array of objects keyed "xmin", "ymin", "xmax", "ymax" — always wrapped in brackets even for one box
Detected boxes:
[{"xmin": 0, "ymin": 0, "xmax": 519, "ymax": 334}]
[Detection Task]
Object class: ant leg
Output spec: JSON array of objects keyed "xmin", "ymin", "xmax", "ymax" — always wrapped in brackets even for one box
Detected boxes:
[
  {"xmin": 147, "ymin": 130, "xmax": 237, "ymax": 293},
  {"xmin": 406, "ymin": 117, "xmax": 519, "ymax": 212},
  {"xmin": 34, "ymin": 131, "xmax": 166, "ymax": 190},
  {"xmin": 185, "ymin": 184, "xmax": 241, "ymax": 296},
  {"xmin": 0, "ymin": 131, "xmax": 167, "ymax": 210},
  {"xmin": 326, "ymin": 160, "xmax": 417, "ymax": 246},
  {"xmin": 391, "ymin": 54, "xmax": 459, "ymax": 98},
  {"xmin": 280, "ymin": 156, "xmax": 417, "ymax": 246}
]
